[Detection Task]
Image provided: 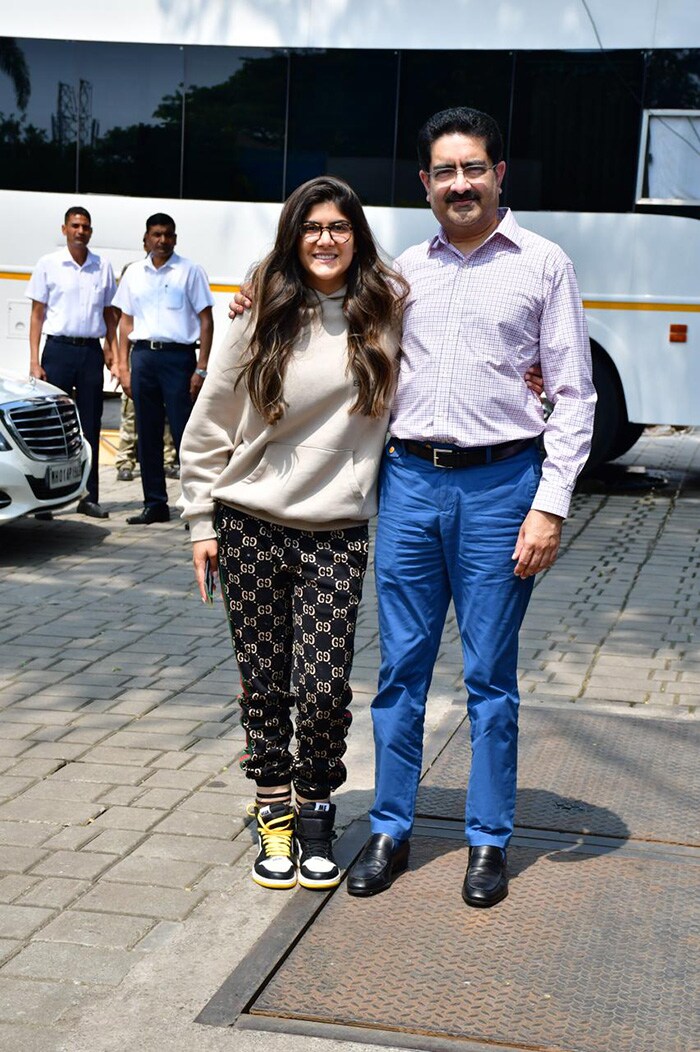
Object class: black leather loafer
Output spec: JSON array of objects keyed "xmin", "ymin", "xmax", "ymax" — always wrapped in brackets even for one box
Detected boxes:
[
  {"xmin": 462, "ymin": 845, "xmax": 508, "ymax": 908},
  {"xmin": 126, "ymin": 505, "xmax": 170, "ymax": 525},
  {"xmin": 76, "ymin": 499, "xmax": 109, "ymax": 519},
  {"xmin": 346, "ymin": 833, "xmax": 409, "ymax": 896}
]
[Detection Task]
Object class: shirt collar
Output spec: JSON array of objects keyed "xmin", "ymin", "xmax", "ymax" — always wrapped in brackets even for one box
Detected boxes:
[
  {"xmin": 145, "ymin": 251, "xmax": 180, "ymax": 273},
  {"xmin": 60, "ymin": 246, "xmax": 98, "ymax": 269},
  {"xmin": 428, "ymin": 207, "xmax": 522, "ymax": 257}
]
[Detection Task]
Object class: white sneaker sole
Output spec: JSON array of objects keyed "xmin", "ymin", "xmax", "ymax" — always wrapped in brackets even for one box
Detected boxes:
[
  {"xmin": 297, "ymin": 870, "xmax": 341, "ymax": 890},
  {"xmin": 252, "ymin": 866, "xmax": 297, "ymax": 890}
]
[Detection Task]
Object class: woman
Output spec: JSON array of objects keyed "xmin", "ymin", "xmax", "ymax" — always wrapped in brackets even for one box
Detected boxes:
[{"xmin": 178, "ymin": 176, "xmax": 407, "ymax": 891}]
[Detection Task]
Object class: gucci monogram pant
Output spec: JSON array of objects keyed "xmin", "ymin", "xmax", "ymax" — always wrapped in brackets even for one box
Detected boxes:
[{"xmin": 216, "ymin": 506, "xmax": 369, "ymax": 798}]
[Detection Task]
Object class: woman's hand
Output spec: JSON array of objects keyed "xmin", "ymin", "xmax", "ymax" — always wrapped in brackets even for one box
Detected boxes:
[
  {"xmin": 525, "ymin": 363, "xmax": 545, "ymax": 397},
  {"xmin": 228, "ymin": 281, "xmax": 254, "ymax": 320},
  {"xmin": 192, "ymin": 538, "xmax": 219, "ymax": 603}
]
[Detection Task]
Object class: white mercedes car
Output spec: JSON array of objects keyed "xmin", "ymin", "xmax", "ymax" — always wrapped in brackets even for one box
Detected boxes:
[{"xmin": 0, "ymin": 372, "xmax": 92, "ymax": 524}]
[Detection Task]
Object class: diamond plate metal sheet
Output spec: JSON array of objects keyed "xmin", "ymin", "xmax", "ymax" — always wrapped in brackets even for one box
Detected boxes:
[
  {"xmin": 249, "ymin": 836, "xmax": 699, "ymax": 1052},
  {"xmin": 417, "ymin": 708, "xmax": 700, "ymax": 845}
]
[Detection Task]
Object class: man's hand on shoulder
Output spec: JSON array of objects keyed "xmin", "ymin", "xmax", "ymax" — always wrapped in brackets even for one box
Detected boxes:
[
  {"xmin": 512, "ymin": 509, "xmax": 563, "ymax": 579},
  {"xmin": 228, "ymin": 282, "xmax": 253, "ymax": 320}
]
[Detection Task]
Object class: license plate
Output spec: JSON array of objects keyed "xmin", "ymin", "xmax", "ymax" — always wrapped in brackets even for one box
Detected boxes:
[{"xmin": 47, "ymin": 460, "xmax": 83, "ymax": 489}]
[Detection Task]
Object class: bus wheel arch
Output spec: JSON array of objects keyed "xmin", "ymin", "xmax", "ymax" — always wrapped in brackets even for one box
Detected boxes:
[{"xmin": 584, "ymin": 341, "xmax": 644, "ymax": 473}]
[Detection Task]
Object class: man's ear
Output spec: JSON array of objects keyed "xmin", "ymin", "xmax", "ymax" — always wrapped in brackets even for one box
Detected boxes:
[{"xmin": 419, "ymin": 170, "xmax": 431, "ymax": 200}]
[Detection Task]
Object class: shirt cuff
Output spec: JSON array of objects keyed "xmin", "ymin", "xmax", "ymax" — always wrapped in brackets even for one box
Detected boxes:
[
  {"xmin": 187, "ymin": 515, "xmax": 217, "ymax": 543},
  {"xmin": 531, "ymin": 479, "xmax": 573, "ymax": 519}
]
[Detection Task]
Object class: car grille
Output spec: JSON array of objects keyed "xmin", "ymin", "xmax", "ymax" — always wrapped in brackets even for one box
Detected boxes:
[{"xmin": 0, "ymin": 396, "xmax": 84, "ymax": 461}]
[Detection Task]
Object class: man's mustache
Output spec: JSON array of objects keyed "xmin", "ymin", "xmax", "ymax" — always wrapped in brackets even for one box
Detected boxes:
[{"xmin": 445, "ymin": 190, "xmax": 480, "ymax": 203}]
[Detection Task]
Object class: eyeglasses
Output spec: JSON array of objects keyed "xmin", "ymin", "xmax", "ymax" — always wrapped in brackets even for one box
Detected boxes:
[
  {"xmin": 299, "ymin": 221, "xmax": 353, "ymax": 243},
  {"xmin": 430, "ymin": 163, "xmax": 498, "ymax": 185}
]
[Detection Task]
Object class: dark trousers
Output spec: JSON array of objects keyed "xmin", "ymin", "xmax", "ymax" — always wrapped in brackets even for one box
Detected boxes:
[
  {"xmin": 42, "ymin": 337, "xmax": 104, "ymax": 503},
  {"xmin": 130, "ymin": 345, "xmax": 195, "ymax": 508},
  {"xmin": 217, "ymin": 506, "xmax": 368, "ymax": 799}
]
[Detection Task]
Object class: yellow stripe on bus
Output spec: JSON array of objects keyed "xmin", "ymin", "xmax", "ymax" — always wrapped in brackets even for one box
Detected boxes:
[
  {"xmin": 583, "ymin": 299, "xmax": 700, "ymax": 312},
  {"xmin": 0, "ymin": 273, "xmax": 696, "ymax": 311}
]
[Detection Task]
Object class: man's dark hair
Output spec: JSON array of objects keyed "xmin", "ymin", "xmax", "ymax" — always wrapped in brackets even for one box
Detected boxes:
[
  {"xmin": 64, "ymin": 206, "xmax": 92, "ymax": 224},
  {"xmin": 417, "ymin": 107, "xmax": 504, "ymax": 170},
  {"xmin": 146, "ymin": 212, "xmax": 176, "ymax": 232}
]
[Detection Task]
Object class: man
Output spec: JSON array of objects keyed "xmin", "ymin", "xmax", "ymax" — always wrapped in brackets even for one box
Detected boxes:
[
  {"xmin": 27, "ymin": 206, "xmax": 117, "ymax": 518},
  {"xmin": 113, "ymin": 213, "xmax": 214, "ymax": 524},
  {"xmin": 345, "ymin": 107, "xmax": 596, "ymax": 906}
]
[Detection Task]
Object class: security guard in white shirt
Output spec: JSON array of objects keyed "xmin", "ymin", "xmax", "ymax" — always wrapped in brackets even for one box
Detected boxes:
[
  {"xmin": 113, "ymin": 212, "xmax": 214, "ymax": 525},
  {"xmin": 27, "ymin": 206, "xmax": 118, "ymax": 518}
]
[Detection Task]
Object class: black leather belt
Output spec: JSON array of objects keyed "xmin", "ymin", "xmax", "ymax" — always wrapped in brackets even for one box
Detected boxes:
[
  {"xmin": 134, "ymin": 340, "xmax": 196, "ymax": 351},
  {"xmin": 47, "ymin": 335, "xmax": 100, "ymax": 347},
  {"xmin": 401, "ymin": 437, "xmax": 535, "ymax": 468}
]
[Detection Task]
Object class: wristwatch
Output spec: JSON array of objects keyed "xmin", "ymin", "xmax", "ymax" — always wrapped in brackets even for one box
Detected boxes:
[{"xmin": 194, "ymin": 368, "xmax": 208, "ymax": 378}]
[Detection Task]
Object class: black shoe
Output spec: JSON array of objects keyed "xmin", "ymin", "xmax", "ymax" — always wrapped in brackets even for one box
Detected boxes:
[
  {"xmin": 116, "ymin": 467, "xmax": 134, "ymax": 482},
  {"xmin": 77, "ymin": 499, "xmax": 109, "ymax": 519},
  {"xmin": 126, "ymin": 505, "xmax": 169, "ymax": 525},
  {"xmin": 251, "ymin": 801, "xmax": 297, "ymax": 890},
  {"xmin": 346, "ymin": 833, "xmax": 409, "ymax": 896},
  {"xmin": 295, "ymin": 802, "xmax": 340, "ymax": 890},
  {"xmin": 462, "ymin": 845, "xmax": 508, "ymax": 908}
]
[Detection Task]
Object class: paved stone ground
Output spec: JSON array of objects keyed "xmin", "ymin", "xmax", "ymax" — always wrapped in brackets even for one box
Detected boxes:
[{"xmin": 0, "ymin": 429, "xmax": 697, "ymax": 1052}]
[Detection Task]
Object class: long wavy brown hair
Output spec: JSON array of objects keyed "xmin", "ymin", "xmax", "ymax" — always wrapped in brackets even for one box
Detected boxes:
[{"xmin": 236, "ymin": 176, "xmax": 408, "ymax": 424}]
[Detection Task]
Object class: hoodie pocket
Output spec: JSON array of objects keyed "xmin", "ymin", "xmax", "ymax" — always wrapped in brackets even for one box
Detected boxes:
[{"xmin": 240, "ymin": 442, "xmax": 366, "ymax": 521}]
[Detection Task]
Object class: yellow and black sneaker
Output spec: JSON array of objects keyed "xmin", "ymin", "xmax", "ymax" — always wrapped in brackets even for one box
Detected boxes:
[
  {"xmin": 252, "ymin": 801, "xmax": 297, "ymax": 889},
  {"xmin": 295, "ymin": 802, "xmax": 340, "ymax": 890}
]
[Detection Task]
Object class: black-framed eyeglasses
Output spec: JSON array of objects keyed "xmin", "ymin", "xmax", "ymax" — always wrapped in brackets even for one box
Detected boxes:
[
  {"xmin": 430, "ymin": 163, "xmax": 498, "ymax": 185},
  {"xmin": 299, "ymin": 221, "xmax": 353, "ymax": 243}
]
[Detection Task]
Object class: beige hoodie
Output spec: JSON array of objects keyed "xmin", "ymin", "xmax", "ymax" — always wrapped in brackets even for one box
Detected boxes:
[{"xmin": 178, "ymin": 287, "xmax": 400, "ymax": 541}]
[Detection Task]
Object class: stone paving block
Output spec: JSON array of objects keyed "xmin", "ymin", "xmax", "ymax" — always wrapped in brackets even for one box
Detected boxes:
[
  {"xmin": 106, "ymin": 700, "xmax": 162, "ymax": 717},
  {"xmin": 0, "ymin": 846, "xmax": 48, "ymax": 874},
  {"xmin": 3, "ymin": 758, "xmax": 65, "ymax": 779},
  {"xmin": 2, "ymin": 941, "xmax": 134, "ymax": 985},
  {"xmin": 0, "ymin": 775, "xmax": 35, "ymax": 798},
  {"xmin": 0, "ymin": 905, "xmax": 55, "ymax": 939},
  {"xmin": 0, "ymin": 939, "xmax": 19, "ymax": 965},
  {"xmin": 131, "ymin": 788, "xmax": 189, "ymax": 810},
  {"xmin": 0, "ymin": 799, "xmax": 104, "ymax": 826},
  {"xmin": 19, "ymin": 780, "xmax": 109, "ymax": 803},
  {"xmin": 129, "ymin": 717, "xmax": 203, "ymax": 735},
  {"xmin": 26, "ymin": 727, "xmax": 70, "ymax": 744},
  {"xmin": 18, "ymin": 877, "xmax": 90, "ymax": 909},
  {"xmin": 30, "ymin": 851, "xmax": 115, "ymax": 882},
  {"xmin": 91, "ymin": 806, "xmax": 165, "ymax": 831},
  {"xmin": 37, "ymin": 910, "xmax": 155, "ymax": 949},
  {"xmin": 95, "ymin": 785, "xmax": 145, "ymax": 807},
  {"xmin": 0, "ymin": 723, "xmax": 41, "ymax": 740},
  {"xmin": 153, "ymin": 810, "xmax": 246, "ymax": 840},
  {"xmin": 0, "ymin": 822, "xmax": 54, "ymax": 848},
  {"xmin": 74, "ymin": 881, "xmax": 204, "ymax": 920},
  {"xmin": 41, "ymin": 827, "xmax": 99, "ymax": 852},
  {"xmin": 132, "ymin": 832, "xmax": 242, "ymax": 866},
  {"xmin": 50, "ymin": 762, "xmax": 152, "ymax": 786},
  {"xmin": 140, "ymin": 768, "xmax": 208, "ymax": 791},
  {"xmin": 132, "ymin": 919, "xmax": 183, "ymax": 953},
  {"xmin": 16, "ymin": 742, "xmax": 86, "ymax": 761},
  {"xmin": 0, "ymin": 740, "xmax": 32, "ymax": 758},
  {"xmin": 104, "ymin": 854, "xmax": 207, "ymax": 888},
  {"xmin": 81, "ymin": 829, "xmax": 146, "ymax": 855},
  {"xmin": 79, "ymin": 746, "xmax": 163, "ymax": 767},
  {"xmin": 177, "ymin": 791, "xmax": 244, "ymax": 816},
  {"xmin": 0, "ymin": 875, "xmax": 38, "ymax": 903}
]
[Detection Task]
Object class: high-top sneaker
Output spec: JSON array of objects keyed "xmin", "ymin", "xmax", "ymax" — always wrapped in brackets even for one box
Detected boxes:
[
  {"xmin": 252, "ymin": 801, "xmax": 296, "ymax": 889},
  {"xmin": 295, "ymin": 802, "xmax": 340, "ymax": 890}
]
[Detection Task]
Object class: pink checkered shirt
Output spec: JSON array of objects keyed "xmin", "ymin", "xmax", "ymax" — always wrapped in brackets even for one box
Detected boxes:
[{"xmin": 391, "ymin": 208, "xmax": 596, "ymax": 518}]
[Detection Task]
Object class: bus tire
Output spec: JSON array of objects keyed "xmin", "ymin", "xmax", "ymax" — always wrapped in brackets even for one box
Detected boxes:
[
  {"xmin": 583, "ymin": 348, "xmax": 622, "ymax": 473},
  {"xmin": 607, "ymin": 421, "xmax": 645, "ymax": 462}
]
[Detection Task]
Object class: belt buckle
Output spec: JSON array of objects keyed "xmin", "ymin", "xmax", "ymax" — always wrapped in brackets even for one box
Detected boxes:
[
  {"xmin": 150, "ymin": 341, "xmax": 163, "ymax": 350},
  {"xmin": 432, "ymin": 447, "xmax": 453, "ymax": 469}
]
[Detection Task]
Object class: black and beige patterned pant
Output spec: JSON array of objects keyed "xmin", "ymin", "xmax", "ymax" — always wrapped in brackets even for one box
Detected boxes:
[{"xmin": 216, "ymin": 506, "xmax": 368, "ymax": 799}]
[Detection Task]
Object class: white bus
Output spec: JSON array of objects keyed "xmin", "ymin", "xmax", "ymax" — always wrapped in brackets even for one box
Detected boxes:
[{"xmin": 1, "ymin": 1, "xmax": 699, "ymax": 469}]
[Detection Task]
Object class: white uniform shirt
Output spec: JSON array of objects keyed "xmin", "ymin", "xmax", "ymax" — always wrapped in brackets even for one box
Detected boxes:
[
  {"xmin": 112, "ymin": 252, "xmax": 214, "ymax": 344},
  {"xmin": 26, "ymin": 247, "xmax": 116, "ymax": 339}
]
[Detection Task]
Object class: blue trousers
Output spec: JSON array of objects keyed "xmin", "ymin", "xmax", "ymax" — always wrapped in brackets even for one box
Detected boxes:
[
  {"xmin": 130, "ymin": 346, "xmax": 195, "ymax": 509},
  {"xmin": 370, "ymin": 440, "xmax": 541, "ymax": 848},
  {"xmin": 42, "ymin": 337, "xmax": 104, "ymax": 503}
]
